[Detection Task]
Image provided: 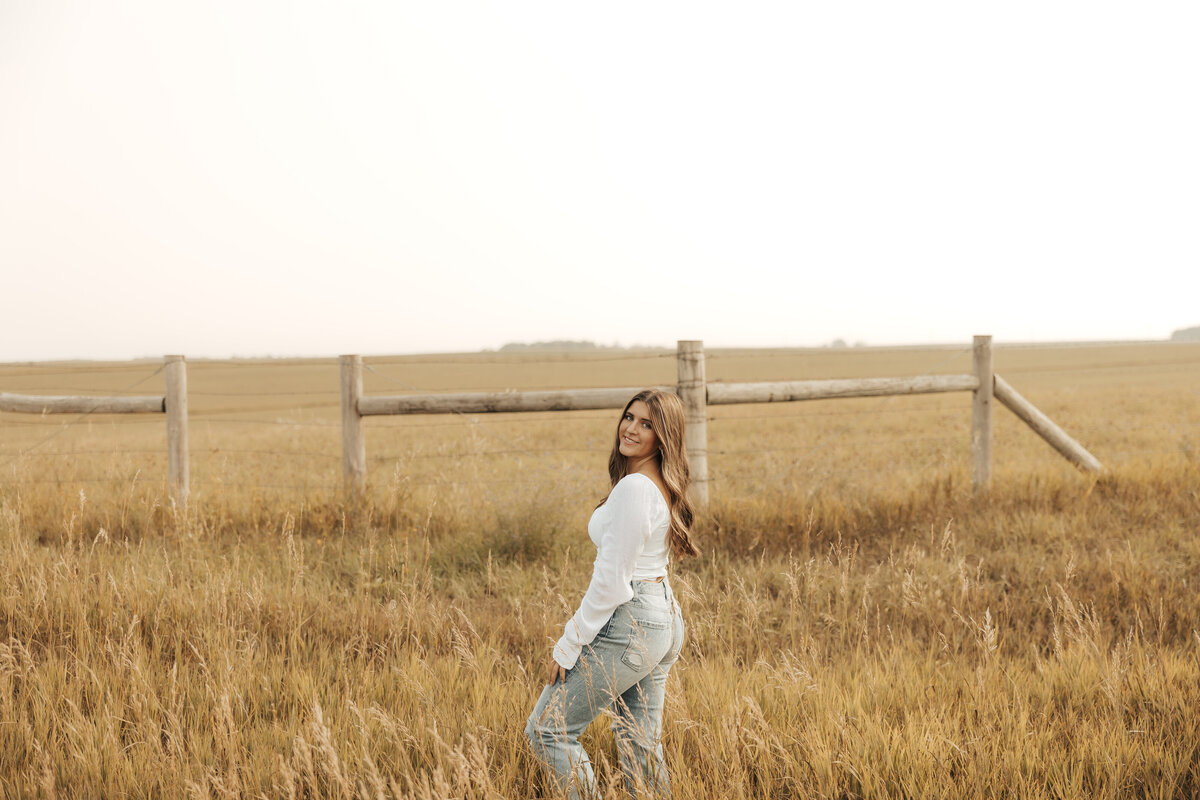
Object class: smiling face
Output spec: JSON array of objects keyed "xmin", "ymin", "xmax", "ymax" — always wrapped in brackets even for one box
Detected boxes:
[{"xmin": 617, "ymin": 400, "xmax": 659, "ymax": 463}]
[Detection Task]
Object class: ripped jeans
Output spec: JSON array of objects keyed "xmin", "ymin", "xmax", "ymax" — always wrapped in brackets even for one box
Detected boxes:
[{"xmin": 525, "ymin": 579, "xmax": 685, "ymax": 799}]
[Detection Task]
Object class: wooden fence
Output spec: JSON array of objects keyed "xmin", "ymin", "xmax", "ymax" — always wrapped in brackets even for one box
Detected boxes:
[
  {"xmin": 0, "ymin": 355, "xmax": 189, "ymax": 507},
  {"xmin": 340, "ymin": 336, "xmax": 1104, "ymax": 504},
  {"xmin": 0, "ymin": 340, "xmax": 1104, "ymax": 506}
]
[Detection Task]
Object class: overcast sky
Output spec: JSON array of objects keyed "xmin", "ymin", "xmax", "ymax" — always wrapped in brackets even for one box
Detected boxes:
[{"xmin": 2, "ymin": 1, "xmax": 1197, "ymax": 361}]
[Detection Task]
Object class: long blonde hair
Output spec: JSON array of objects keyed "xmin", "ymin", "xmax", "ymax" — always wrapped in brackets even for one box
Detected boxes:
[{"xmin": 600, "ymin": 389, "xmax": 698, "ymax": 558}]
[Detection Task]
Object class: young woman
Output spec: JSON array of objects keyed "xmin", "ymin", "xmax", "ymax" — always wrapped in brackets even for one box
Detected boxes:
[{"xmin": 525, "ymin": 389, "xmax": 698, "ymax": 799}]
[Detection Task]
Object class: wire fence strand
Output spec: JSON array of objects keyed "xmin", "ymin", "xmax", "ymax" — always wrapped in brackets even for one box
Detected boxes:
[
  {"xmin": 190, "ymin": 418, "xmax": 340, "ymax": 428},
  {"xmin": 194, "ymin": 449, "xmax": 340, "ymax": 460},
  {"xmin": 0, "ymin": 417, "xmax": 165, "ymax": 427}
]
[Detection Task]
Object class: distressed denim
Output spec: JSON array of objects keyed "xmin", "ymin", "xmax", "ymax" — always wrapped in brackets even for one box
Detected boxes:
[{"xmin": 526, "ymin": 579, "xmax": 685, "ymax": 799}]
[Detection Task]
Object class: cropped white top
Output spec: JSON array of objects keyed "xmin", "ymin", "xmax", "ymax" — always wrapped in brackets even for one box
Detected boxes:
[{"xmin": 552, "ymin": 473, "xmax": 671, "ymax": 670}]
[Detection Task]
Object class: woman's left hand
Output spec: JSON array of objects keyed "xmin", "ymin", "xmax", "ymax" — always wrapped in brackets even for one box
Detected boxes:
[{"xmin": 546, "ymin": 656, "xmax": 567, "ymax": 686}]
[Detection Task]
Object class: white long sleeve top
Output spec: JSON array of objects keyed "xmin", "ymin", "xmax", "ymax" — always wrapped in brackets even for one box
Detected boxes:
[{"xmin": 552, "ymin": 473, "xmax": 671, "ymax": 670}]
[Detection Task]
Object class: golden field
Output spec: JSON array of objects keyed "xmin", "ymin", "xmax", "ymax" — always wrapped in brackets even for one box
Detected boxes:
[{"xmin": 1, "ymin": 341, "xmax": 1199, "ymax": 798}]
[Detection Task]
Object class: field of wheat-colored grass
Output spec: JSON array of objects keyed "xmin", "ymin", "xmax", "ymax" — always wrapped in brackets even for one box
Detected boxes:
[{"xmin": 2, "ymin": 342, "xmax": 1199, "ymax": 798}]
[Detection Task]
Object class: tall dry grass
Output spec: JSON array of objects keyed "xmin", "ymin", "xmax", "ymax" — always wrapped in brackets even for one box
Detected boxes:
[{"xmin": 2, "ymin": 343, "xmax": 1199, "ymax": 797}]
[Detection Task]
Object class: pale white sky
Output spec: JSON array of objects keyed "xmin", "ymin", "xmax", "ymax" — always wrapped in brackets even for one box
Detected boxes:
[{"xmin": 1, "ymin": 1, "xmax": 1197, "ymax": 361}]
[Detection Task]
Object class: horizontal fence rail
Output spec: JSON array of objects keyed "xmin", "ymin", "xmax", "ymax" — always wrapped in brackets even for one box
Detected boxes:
[
  {"xmin": 357, "ymin": 386, "xmax": 674, "ymax": 416},
  {"xmin": 0, "ymin": 394, "xmax": 165, "ymax": 414},
  {"xmin": 706, "ymin": 374, "xmax": 980, "ymax": 405},
  {"xmin": 0, "ymin": 355, "xmax": 189, "ymax": 507}
]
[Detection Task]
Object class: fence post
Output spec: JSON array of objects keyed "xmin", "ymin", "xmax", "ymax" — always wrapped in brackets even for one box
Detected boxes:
[
  {"xmin": 340, "ymin": 354, "xmax": 366, "ymax": 495},
  {"xmin": 164, "ymin": 355, "xmax": 189, "ymax": 509},
  {"xmin": 971, "ymin": 335, "xmax": 993, "ymax": 488},
  {"xmin": 676, "ymin": 340, "xmax": 709, "ymax": 507}
]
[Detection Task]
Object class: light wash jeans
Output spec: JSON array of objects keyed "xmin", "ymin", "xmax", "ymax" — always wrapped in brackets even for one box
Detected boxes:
[{"xmin": 526, "ymin": 578, "xmax": 685, "ymax": 799}]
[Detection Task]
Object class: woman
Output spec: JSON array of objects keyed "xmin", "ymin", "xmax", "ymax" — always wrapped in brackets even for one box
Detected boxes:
[{"xmin": 525, "ymin": 389, "xmax": 698, "ymax": 799}]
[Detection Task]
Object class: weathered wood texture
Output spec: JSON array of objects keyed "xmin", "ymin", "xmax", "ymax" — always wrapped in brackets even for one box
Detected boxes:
[
  {"xmin": 340, "ymin": 355, "xmax": 367, "ymax": 493},
  {"xmin": 994, "ymin": 375, "xmax": 1104, "ymax": 473},
  {"xmin": 706, "ymin": 374, "xmax": 979, "ymax": 406},
  {"xmin": 972, "ymin": 335, "xmax": 994, "ymax": 487},
  {"xmin": 357, "ymin": 386, "xmax": 672, "ymax": 416},
  {"xmin": 676, "ymin": 340, "xmax": 709, "ymax": 507},
  {"xmin": 0, "ymin": 393, "xmax": 164, "ymax": 414},
  {"xmin": 164, "ymin": 355, "xmax": 189, "ymax": 508}
]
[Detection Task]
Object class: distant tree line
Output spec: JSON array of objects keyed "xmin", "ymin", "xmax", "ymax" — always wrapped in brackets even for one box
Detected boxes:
[
  {"xmin": 1171, "ymin": 326, "xmax": 1200, "ymax": 342},
  {"xmin": 496, "ymin": 340, "xmax": 646, "ymax": 352}
]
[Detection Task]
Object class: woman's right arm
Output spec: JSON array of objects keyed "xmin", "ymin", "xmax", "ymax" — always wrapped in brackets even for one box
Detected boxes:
[{"xmin": 551, "ymin": 476, "xmax": 656, "ymax": 670}]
